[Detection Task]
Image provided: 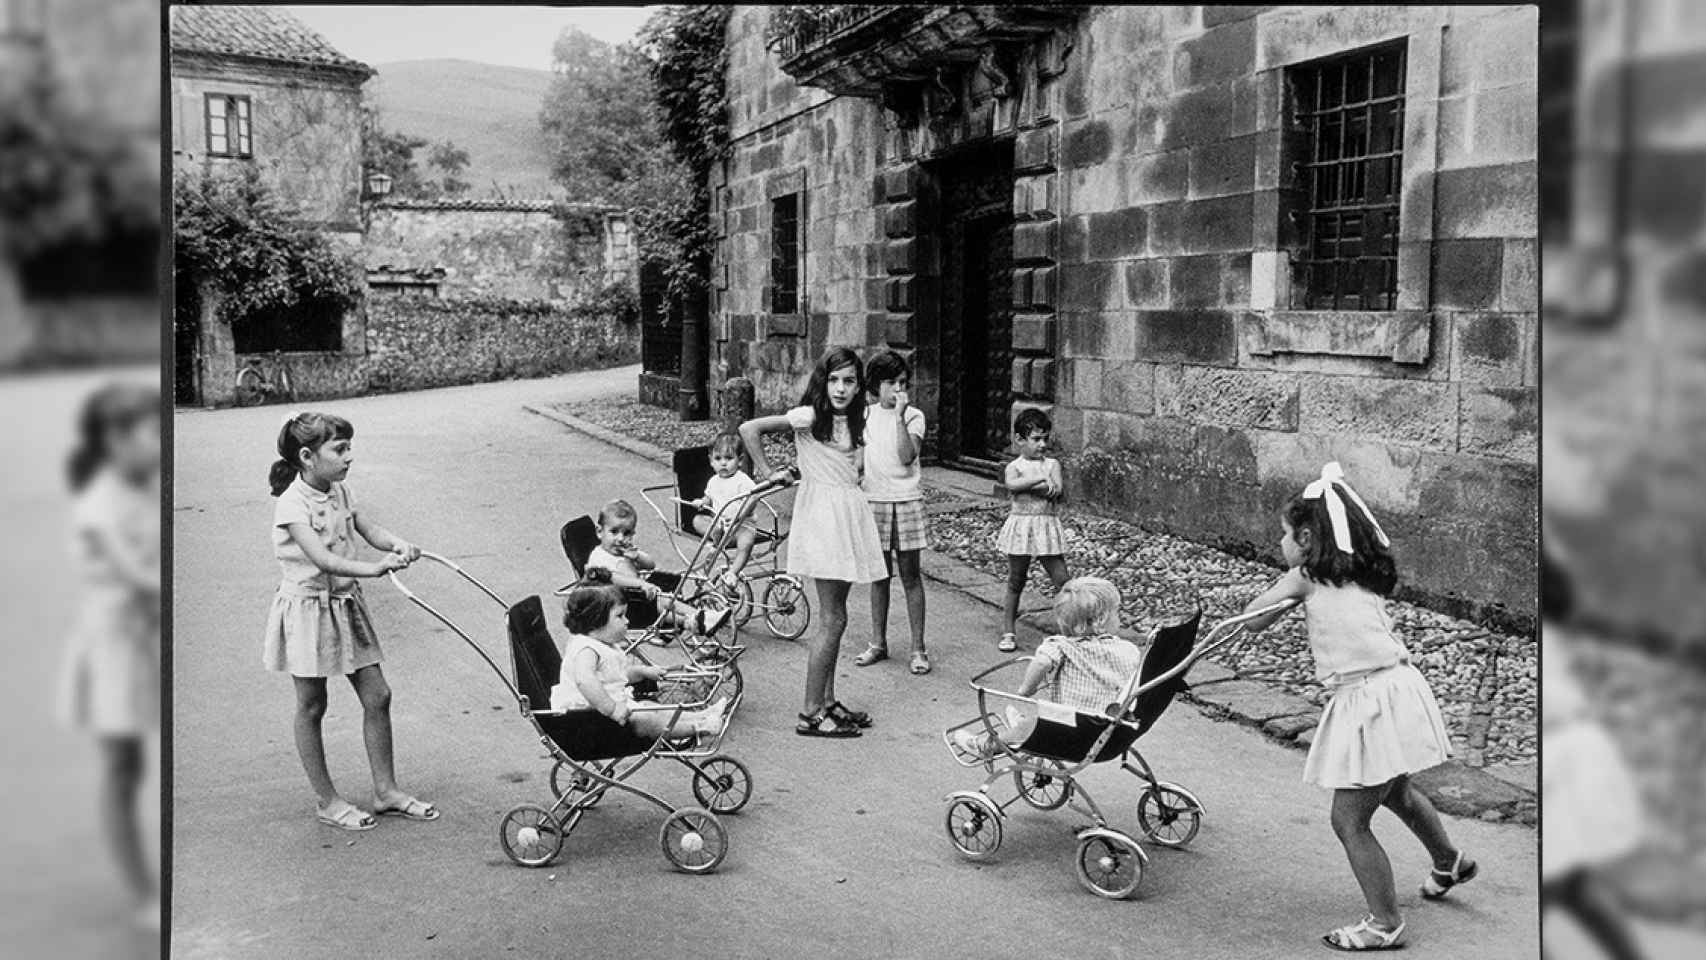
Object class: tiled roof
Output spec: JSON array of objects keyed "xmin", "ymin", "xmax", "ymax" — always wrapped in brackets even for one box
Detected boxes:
[
  {"xmin": 378, "ymin": 198, "xmax": 613, "ymax": 214},
  {"xmin": 170, "ymin": 5, "xmax": 373, "ymax": 77}
]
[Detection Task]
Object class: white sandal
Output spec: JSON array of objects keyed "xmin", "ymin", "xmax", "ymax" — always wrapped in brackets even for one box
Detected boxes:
[
  {"xmin": 1420, "ymin": 850, "xmax": 1478, "ymax": 899},
  {"xmin": 1322, "ymin": 915, "xmax": 1405, "ymax": 951}
]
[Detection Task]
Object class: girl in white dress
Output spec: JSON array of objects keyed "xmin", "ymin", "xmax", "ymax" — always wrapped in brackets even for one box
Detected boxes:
[
  {"xmin": 58, "ymin": 383, "xmax": 159, "ymax": 925},
  {"xmin": 264, "ymin": 412, "xmax": 435, "ymax": 831},
  {"xmin": 740, "ymin": 347, "xmax": 886, "ymax": 738},
  {"xmin": 1242, "ymin": 463, "xmax": 1472, "ymax": 952}
]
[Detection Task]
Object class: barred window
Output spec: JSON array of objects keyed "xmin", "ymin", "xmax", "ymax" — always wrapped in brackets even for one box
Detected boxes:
[
  {"xmin": 205, "ymin": 94, "xmax": 253, "ymax": 159},
  {"xmin": 769, "ymin": 193, "xmax": 800, "ymax": 315},
  {"xmin": 1288, "ymin": 42, "xmax": 1406, "ymax": 311}
]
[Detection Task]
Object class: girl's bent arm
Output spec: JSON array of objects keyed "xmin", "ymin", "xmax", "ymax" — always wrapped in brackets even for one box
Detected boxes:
[
  {"xmin": 353, "ymin": 510, "xmax": 419, "ymax": 560},
  {"xmin": 739, "ymin": 414, "xmax": 795, "ymax": 479},
  {"xmin": 84, "ymin": 526, "xmax": 160, "ymax": 594},
  {"xmin": 1241, "ymin": 567, "xmax": 1310, "ymax": 633},
  {"xmin": 1003, "ymin": 460, "xmax": 1047, "ymax": 494},
  {"xmin": 285, "ymin": 523, "xmax": 406, "ymax": 578},
  {"xmin": 895, "ymin": 409, "xmax": 920, "ymax": 466},
  {"xmin": 572, "ymin": 649, "xmax": 626, "ymax": 721}
]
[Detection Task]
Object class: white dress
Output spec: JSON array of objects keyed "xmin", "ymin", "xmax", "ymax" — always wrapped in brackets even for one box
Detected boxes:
[
  {"xmin": 995, "ymin": 457, "xmax": 1067, "ymax": 556},
  {"xmin": 783, "ymin": 406, "xmax": 885, "ymax": 583},
  {"xmin": 1542, "ymin": 626, "xmax": 1646, "ymax": 878},
  {"xmin": 57, "ymin": 469, "xmax": 160, "ymax": 736}
]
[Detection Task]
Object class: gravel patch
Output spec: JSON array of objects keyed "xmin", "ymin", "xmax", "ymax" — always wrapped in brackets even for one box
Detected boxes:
[{"xmin": 551, "ymin": 395, "xmax": 1537, "ymax": 768}]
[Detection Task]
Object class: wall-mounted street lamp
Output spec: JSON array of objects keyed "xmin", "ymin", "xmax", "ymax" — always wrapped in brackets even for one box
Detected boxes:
[{"xmin": 364, "ymin": 171, "xmax": 393, "ymax": 201}]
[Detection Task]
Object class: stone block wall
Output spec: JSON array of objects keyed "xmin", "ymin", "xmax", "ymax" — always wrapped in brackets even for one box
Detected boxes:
[
  {"xmin": 1046, "ymin": 5, "xmax": 1537, "ymax": 627},
  {"xmin": 365, "ymin": 202, "xmax": 630, "ymax": 302},
  {"xmin": 1544, "ymin": 0, "xmax": 1706, "ymax": 643}
]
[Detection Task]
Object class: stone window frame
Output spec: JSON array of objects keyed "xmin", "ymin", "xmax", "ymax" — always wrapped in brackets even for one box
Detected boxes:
[
  {"xmin": 204, "ymin": 92, "xmax": 254, "ymax": 159},
  {"xmin": 1250, "ymin": 10, "xmax": 1448, "ymax": 365},
  {"xmin": 764, "ymin": 168, "xmax": 807, "ymax": 337}
]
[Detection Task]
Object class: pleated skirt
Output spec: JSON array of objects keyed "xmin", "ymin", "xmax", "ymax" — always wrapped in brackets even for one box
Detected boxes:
[{"xmin": 1302, "ymin": 662, "xmax": 1452, "ymax": 790}]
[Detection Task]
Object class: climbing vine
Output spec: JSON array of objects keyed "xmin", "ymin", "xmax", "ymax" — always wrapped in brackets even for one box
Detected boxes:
[{"xmin": 172, "ymin": 165, "xmax": 363, "ymax": 325}]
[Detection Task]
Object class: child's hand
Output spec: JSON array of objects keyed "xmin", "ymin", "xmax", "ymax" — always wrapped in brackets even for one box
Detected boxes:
[
  {"xmin": 377, "ymin": 552, "xmax": 411, "ymax": 573},
  {"xmin": 393, "ymin": 541, "xmax": 421, "ymax": 563},
  {"xmin": 611, "ymin": 701, "xmax": 632, "ymax": 725},
  {"xmin": 894, "ymin": 387, "xmax": 909, "ymax": 413}
]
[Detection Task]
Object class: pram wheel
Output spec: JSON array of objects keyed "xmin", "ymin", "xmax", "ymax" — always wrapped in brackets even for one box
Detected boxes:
[
  {"xmin": 689, "ymin": 755, "xmax": 753, "ymax": 813},
  {"xmin": 1136, "ymin": 782, "xmax": 1203, "ymax": 848},
  {"xmin": 659, "ymin": 807, "xmax": 728, "ymax": 873},
  {"xmin": 726, "ymin": 578, "xmax": 755, "ymax": 627},
  {"xmin": 944, "ymin": 792, "xmax": 1003, "ymax": 861},
  {"xmin": 763, "ymin": 576, "xmax": 811, "ymax": 640},
  {"xmin": 1013, "ymin": 761, "xmax": 1074, "ymax": 811},
  {"xmin": 499, "ymin": 804, "xmax": 565, "ymax": 868},
  {"xmin": 1073, "ymin": 828, "xmax": 1147, "ymax": 900},
  {"xmin": 550, "ymin": 760, "xmax": 606, "ymax": 808}
]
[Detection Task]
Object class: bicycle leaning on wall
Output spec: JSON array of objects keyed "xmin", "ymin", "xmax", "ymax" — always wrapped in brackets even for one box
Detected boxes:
[{"xmin": 233, "ymin": 351, "xmax": 295, "ymax": 407}]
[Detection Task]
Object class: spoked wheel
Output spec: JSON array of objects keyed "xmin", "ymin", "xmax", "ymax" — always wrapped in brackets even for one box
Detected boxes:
[
  {"xmin": 763, "ymin": 576, "xmax": 811, "ymax": 640},
  {"xmin": 943, "ymin": 792, "xmax": 1003, "ymax": 861},
  {"xmin": 233, "ymin": 368, "xmax": 267, "ymax": 407},
  {"xmin": 659, "ymin": 807, "xmax": 728, "ymax": 873},
  {"xmin": 549, "ymin": 760, "xmax": 609, "ymax": 808},
  {"xmin": 690, "ymin": 755, "xmax": 753, "ymax": 813},
  {"xmin": 1012, "ymin": 761, "xmax": 1074, "ymax": 811},
  {"xmin": 498, "ymin": 804, "xmax": 564, "ymax": 867},
  {"xmin": 1074, "ymin": 828, "xmax": 1146, "ymax": 899},
  {"xmin": 1136, "ymin": 782, "xmax": 1203, "ymax": 848},
  {"xmin": 727, "ymin": 578, "xmax": 756, "ymax": 627}
]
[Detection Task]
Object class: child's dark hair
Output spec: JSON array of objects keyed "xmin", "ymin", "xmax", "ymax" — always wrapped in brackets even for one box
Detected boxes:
[
  {"xmin": 269, "ymin": 412, "xmax": 354, "ymax": 497},
  {"xmin": 1013, "ymin": 407, "xmax": 1052, "ymax": 440},
  {"xmin": 1541, "ymin": 550, "xmax": 1574, "ymax": 623},
  {"xmin": 799, "ymin": 346, "xmax": 866, "ymax": 446},
  {"xmin": 1281, "ymin": 484, "xmax": 1397, "ymax": 595},
  {"xmin": 865, "ymin": 349, "xmax": 910, "ymax": 388},
  {"xmin": 562, "ymin": 568, "xmax": 626, "ymax": 634},
  {"xmin": 709, "ymin": 432, "xmax": 745, "ymax": 463},
  {"xmin": 597, "ymin": 498, "xmax": 638, "ymax": 529},
  {"xmin": 67, "ymin": 383, "xmax": 158, "ymax": 492}
]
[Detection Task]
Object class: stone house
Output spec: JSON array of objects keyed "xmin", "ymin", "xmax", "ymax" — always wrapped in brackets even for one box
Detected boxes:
[
  {"xmin": 168, "ymin": 3, "xmax": 374, "ymax": 405},
  {"xmin": 713, "ymin": 5, "xmax": 1538, "ymax": 627},
  {"xmin": 365, "ymin": 198, "xmax": 636, "ymax": 301}
]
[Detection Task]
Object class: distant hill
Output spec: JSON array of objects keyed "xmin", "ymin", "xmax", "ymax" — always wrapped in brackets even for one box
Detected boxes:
[{"xmin": 368, "ymin": 59, "xmax": 560, "ymax": 200}]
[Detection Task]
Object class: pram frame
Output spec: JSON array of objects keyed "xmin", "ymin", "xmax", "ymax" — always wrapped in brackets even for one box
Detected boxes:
[
  {"xmin": 942, "ymin": 599, "xmax": 1302, "ymax": 898},
  {"xmin": 388, "ymin": 552, "xmax": 751, "ymax": 872},
  {"xmin": 637, "ymin": 457, "xmax": 812, "ymax": 640}
]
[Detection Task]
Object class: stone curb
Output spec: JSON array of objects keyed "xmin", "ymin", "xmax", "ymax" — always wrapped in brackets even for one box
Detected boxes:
[{"xmin": 527, "ymin": 402, "xmax": 1537, "ymax": 825}]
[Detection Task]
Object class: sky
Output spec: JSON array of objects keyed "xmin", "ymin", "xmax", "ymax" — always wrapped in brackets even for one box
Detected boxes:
[{"xmin": 279, "ymin": 4, "xmax": 659, "ymax": 72}]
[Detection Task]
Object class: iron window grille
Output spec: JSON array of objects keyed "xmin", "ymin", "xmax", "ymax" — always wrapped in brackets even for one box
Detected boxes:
[
  {"xmin": 1288, "ymin": 42, "xmax": 1406, "ymax": 311},
  {"xmin": 770, "ymin": 193, "xmax": 801, "ymax": 315},
  {"xmin": 205, "ymin": 93, "xmax": 253, "ymax": 159},
  {"xmin": 1539, "ymin": 0, "xmax": 1577, "ymax": 243}
]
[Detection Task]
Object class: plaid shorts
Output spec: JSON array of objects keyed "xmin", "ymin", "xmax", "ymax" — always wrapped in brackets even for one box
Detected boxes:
[{"xmin": 870, "ymin": 499, "xmax": 929, "ymax": 553}]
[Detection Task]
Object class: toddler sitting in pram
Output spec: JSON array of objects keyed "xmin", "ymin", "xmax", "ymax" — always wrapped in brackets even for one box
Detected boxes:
[
  {"xmin": 952, "ymin": 576, "xmax": 1142, "ymax": 759},
  {"xmin": 587, "ymin": 498, "xmax": 731, "ymax": 639},
  {"xmin": 551, "ymin": 570, "xmax": 730, "ymax": 748}
]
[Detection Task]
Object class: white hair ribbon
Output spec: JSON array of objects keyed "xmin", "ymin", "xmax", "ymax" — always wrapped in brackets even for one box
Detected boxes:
[
  {"xmin": 1302, "ymin": 461, "xmax": 1390, "ymax": 553},
  {"xmin": 280, "ymin": 410, "xmax": 305, "ymax": 428}
]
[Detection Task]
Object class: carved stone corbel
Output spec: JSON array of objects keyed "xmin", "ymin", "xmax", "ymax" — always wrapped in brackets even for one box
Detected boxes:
[
  {"xmin": 1036, "ymin": 26, "xmax": 1076, "ymax": 80},
  {"xmin": 880, "ymin": 79, "xmax": 924, "ymax": 129},
  {"xmin": 925, "ymin": 66, "xmax": 959, "ymax": 118}
]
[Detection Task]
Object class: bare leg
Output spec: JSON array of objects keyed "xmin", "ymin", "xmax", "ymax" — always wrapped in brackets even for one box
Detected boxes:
[
  {"xmin": 1038, "ymin": 554, "xmax": 1071, "ymax": 589},
  {"xmin": 1380, "ymin": 774, "xmax": 1463, "ymax": 869},
  {"xmin": 896, "ymin": 549, "xmax": 926, "ymax": 655},
  {"xmin": 1547, "ymin": 870, "xmax": 1648, "ymax": 960},
  {"xmin": 349, "ymin": 665, "xmax": 406, "ymax": 806},
  {"xmin": 724, "ymin": 527, "xmax": 757, "ymax": 582},
  {"xmin": 1002, "ymin": 555, "xmax": 1031, "ymax": 635},
  {"xmin": 292, "ymin": 676, "xmax": 340, "ymax": 805},
  {"xmin": 869, "ymin": 551, "xmax": 896, "ymax": 652},
  {"xmin": 98, "ymin": 736, "xmax": 153, "ymax": 903},
  {"xmin": 1331, "ymin": 783, "xmax": 1403, "ymax": 929},
  {"xmin": 806, "ymin": 578, "xmax": 852, "ymax": 713}
]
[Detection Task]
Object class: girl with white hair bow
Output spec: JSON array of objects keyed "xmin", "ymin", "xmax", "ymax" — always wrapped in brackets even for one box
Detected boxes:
[{"xmin": 1240, "ymin": 462, "xmax": 1474, "ymax": 952}]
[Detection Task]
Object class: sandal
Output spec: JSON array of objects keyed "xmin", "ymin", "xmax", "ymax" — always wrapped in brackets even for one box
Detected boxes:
[
  {"xmin": 909, "ymin": 650, "xmax": 932, "ymax": 675},
  {"xmin": 1420, "ymin": 851, "xmax": 1478, "ymax": 899},
  {"xmin": 316, "ymin": 799, "xmax": 377, "ymax": 832},
  {"xmin": 853, "ymin": 645, "xmax": 889, "ymax": 667},
  {"xmin": 825, "ymin": 700, "xmax": 872, "ymax": 728},
  {"xmin": 373, "ymin": 795, "xmax": 440, "ymax": 821},
  {"xmin": 997, "ymin": 633, "xmax": 1018, "ymax": 653},
  {"xmin": 796, "ymin": 709, "xmax": 862, "ymax": 738},
  {"xmin": 1322, "ymin": 915, "xmax": 1406, "ymax": 951}
]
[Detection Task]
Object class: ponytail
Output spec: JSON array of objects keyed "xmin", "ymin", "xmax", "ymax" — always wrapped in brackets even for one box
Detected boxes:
[
  {"xmin": 269, "ymin": 412, "xmax": 355, "ymax": 497},
  {"xmin": 67, "ymin": 383, "xmax": 158, "ymax": 492}
]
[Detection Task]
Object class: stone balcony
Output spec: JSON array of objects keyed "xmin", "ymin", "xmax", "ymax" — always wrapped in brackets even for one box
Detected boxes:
[{"xmin": 770, "ymin": 4, "xmax": 1083, "ymax": 98}]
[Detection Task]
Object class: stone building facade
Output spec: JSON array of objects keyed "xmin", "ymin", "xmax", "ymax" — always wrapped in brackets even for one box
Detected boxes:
[
  {"xmin": 714, "ymin": 5, "xmax": 1538, "ymax": 627},
  {"xmin": 364, "ymin": 199, "xmax": 636, "ymax": 301}
]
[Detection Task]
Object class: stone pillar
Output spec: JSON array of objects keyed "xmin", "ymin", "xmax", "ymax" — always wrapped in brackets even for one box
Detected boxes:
[
  {"xmin": 1006, "ymin": 65, "xmax": 1064, "ymax": 439},
  {"xmin": 677, "ymin": 283, "xmax": 710, "ymax": 421},
  {"xmin": 196, "ymin": 284, "xmax": 237, "ymax": 407},
  {"xmin": 721, "ymin": 376, "xmax": 755, "ymax": 433}
]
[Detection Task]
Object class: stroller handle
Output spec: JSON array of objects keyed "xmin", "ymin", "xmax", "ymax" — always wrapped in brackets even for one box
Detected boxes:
[
  {"xmin": 387, "ymin": 550, "xmax": 509, "ymax": 608},
  {"xmin": 386, "ymin": 550, "xmax": 524, "ymax": 703}
]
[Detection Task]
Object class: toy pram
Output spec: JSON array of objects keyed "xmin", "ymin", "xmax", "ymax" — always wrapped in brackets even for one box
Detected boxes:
[
  {"xmin": 940, "ymin": 599, "xmax": 1301, "ymax": 899},
  {"xmin": 389, "ymin": 552, "xmax": 752, "ymax": 873},
  {"xmin": 637, "ymin": 445, "xmax": 812, "ymax": 640}
]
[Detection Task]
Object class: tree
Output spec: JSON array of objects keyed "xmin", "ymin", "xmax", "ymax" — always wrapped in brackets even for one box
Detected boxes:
[
  {"xmin": 538, "ymin": 28, "xmax": 665, "ymax": 203},
  {"xmin": 423, "ymin": 140, "xmax": 471, "ymax": 197},
  {"xmin": 362, "ymin": 104, "xmax": 429, "ymax": 198}
]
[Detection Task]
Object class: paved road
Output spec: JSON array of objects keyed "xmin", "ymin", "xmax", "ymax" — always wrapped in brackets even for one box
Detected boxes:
[
  {"xmin": 0, "ymin": 368, "xmax": 160, "ymax": 960},
  {"xmin": 167, "ymin": 366, "xmax": 1557, "ymax": 959}
]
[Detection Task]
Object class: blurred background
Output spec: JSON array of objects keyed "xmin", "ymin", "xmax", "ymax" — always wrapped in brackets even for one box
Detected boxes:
[
  {"xmin": 3, "ymin": 0, "xmax": 1706, "ymax": 956},
  {"xmin": 1, "ymin": 0, "xmax": 160, "ymax": 958}
]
